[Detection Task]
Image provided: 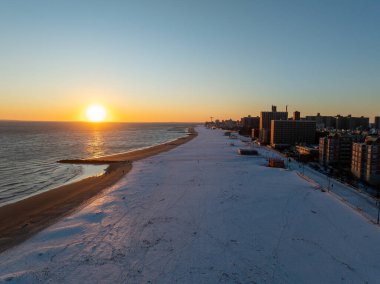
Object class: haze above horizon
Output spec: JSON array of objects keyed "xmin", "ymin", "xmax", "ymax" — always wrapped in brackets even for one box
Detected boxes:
[{"xmin": 1, "ymin": 0, "xmax": 379, "ymax": 122}]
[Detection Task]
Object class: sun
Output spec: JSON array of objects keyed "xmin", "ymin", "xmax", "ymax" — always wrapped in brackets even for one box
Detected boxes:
[{"xmin": 86, "ymin": 105, "xmax": 106, "ymax": 122}]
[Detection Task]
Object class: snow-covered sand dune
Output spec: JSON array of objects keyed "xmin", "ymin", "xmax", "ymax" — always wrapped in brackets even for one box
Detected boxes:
[{"xmin": 1, "ymin": 126, "xmax": 380, "ymax": 283}]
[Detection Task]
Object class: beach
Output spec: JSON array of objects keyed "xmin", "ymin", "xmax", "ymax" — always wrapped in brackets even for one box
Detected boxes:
[
  {"xmin": 1, "ymin": 126, "xmax": 380, "ymax": 283},
  {"xmin": 0, "ymin": 128, "xmax": 197, "ymax": 253}
]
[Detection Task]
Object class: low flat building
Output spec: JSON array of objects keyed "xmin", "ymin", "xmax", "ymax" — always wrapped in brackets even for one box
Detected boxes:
[
  {"xmin": 296, "ymin": 145, "xmax": 319, "ymax": 155},
  {"xmin": 270, "ymin": 120, "xmax": 316, "ymax": 148},
  {"xmin": 296, "ymin": 145, "xmax": 319, "ymax": 162},
  {"xmin": 268, "ymin": 158, "xmax": 285, "ymax": 168}
]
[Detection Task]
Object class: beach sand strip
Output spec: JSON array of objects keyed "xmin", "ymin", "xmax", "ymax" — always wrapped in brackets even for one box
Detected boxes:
[{"xmin": 0, "ymin": 128, "xmax": 197, "ymax": 253}]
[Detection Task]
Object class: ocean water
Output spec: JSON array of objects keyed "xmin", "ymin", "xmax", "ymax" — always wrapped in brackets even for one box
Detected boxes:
[{"xmin": 0, "ymin": 121, "xmax": 193, "ymax": 206}]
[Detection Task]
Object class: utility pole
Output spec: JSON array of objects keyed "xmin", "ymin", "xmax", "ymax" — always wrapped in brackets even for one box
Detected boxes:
[
  {"xmin": 210, "ymin": 116, "xmax": 214, "ymax": 123},
  {"xmin": 327, "ymin": 175, "xmax": 331, "ymax": 192},
  {"xmin": 298, "ymin": 152, "xmax": 304, "ymax": 176}
]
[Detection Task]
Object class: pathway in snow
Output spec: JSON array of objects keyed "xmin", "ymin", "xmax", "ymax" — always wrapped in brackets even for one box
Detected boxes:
[{"xmin": 1, "ymin": 127, "xmax": 380, "ymax": 283}]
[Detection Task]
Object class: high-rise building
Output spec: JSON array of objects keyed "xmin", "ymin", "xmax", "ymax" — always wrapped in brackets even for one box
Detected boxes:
[
  {"xmin": 293, "ymin": 111, "xmax": 300, "ymax": 121},
  {"xmin": 319, "ymin": 134, "xmax": 353, "ymax": 169},
  {"xmin": 375, "ymin": 117, "xmax": 380, "ymax": 130},
  {"xmin": 270, "ymin": 120, "xmax": 316, "ymax": 148},
  {"xmin": 351, "ymin": 137, "xmax": 380, "ymax": 186},
  {"xmin": 259, "ymin": 105, "xmax": 288, "ymax": 144},
  {"xmin": 240, "ymin": 115, "xmax": 260, "ymax": 136},
  {"xmin": 240, "ymin": 115, "xmax": 260, "ymax": 129}
]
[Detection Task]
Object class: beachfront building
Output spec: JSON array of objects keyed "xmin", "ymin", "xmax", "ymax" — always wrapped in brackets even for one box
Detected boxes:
[
  {"xmin": 351, "ymin": 137, "xmax": 380, "ymax": 186},
  {"xmin": 259, "ymin": 105, "xmax": 288, "ymax": 144},
  {"xmin": 270, "ymin": 120, "xmax": 316, "ymax": 148},
  {"xmin": 336, "ymin": 115, "xmax": 369, "ymax": 130},
  {"xmin": 375, "ymin": 117, "xmax": 380, "ymax": 130},
  {"xmin": 293, "ymin": 111, "xmax": 301, "ymax": 121},
  {"xmin": 240, "ymin": 115, "xmax": 260, "ymax": 136},
  {"xmin": 319, "ymin": 134, "xmax": 353, "ymax": 170},
  {"xmin": 305, "ymin": 113, "xmax": 336, "ymax": 129},
  {"xmin": 251, "ymin": 128, "xmax": 260, "ymax": 139},
  {"xmin": 241, "ymin": 115, "xmax": 260, "ymax": 129},
  {"xmin": 212, "ymin": 119, "xmax": 239, "ymax": 130}
]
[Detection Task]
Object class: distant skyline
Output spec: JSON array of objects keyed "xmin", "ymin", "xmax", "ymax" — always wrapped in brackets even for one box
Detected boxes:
[{"xmin": 1, "ymin": 0, "xmax": 379, "ymax": 122}]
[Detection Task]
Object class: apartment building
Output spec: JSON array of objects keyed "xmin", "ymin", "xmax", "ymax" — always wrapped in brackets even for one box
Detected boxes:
[
  {"xmin": 270, "ymin": 120, "xmax": 316, "ymax": 148},
  {"xmin": 375, "ymin": 117, "xmax": 380, "ymax": 130},
  {"xmin": 240, "ymin": 115, "xmax": 260, "ymax": 136},
  {"xmin": 259, "ymin": 105, "xmax": 288, "ymax": 144},
  {"xmin": 336, "ymin": 115, "xmax": 369, "ymax": 130},
  {"xmin": 319, "ymin": 134, "xmax": 353, "ymax": 170},
  {"xmin": 241, "ymin": 115, "xmax": 260, "ymax": 129},
  {"xmin": 351, "ymin": 137, "xmax": 380, "ymax": 186},
  {"xmin": 293, "ymin": 111, "xmax": 300, "ymax": 121},
  {"xmin": 305, "ymin": 113, "xmax": 336, "ymax": 129}
]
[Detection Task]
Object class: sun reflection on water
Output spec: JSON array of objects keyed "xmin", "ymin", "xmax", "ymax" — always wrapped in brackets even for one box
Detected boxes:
[{"xmin": 86, "ymin": 129, "xmax": 105, "ymax": 158}]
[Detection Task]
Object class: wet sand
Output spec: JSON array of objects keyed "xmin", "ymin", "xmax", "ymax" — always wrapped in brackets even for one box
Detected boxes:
[{"xmin": 0, "ymin": 128, "xmax": 197, "ymax": 253}]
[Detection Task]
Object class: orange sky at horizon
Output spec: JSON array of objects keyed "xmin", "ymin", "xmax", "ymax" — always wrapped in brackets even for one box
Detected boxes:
[
  {"xmin": 0, "ymin": 103, "xmax": 209, "ymax": 123},
  {"xmin": 1, "ymin": 79, "xmax": 377, "ymax": 123},
  {"xmin": 1, "ymin": 85, "xmax": 196, "ymax": 122},
  {"xmin": 0, "ymin": 95, "xmax": 210, "ymax": 123},
  {"xmin": 0, "ymin": 86, "xmax": 258, "ymax": 122},
  {"xmin": 2, "ymin": 93, "xmax": 378, "ymax": 123}
]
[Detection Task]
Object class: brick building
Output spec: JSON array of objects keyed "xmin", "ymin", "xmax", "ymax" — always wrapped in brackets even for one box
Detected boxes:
[
  {"xmin": 259, "ymin": 105, "xmax": 288, "ymax": 144},
  {"xmin": 319, "ymin": 134, "xmax": 353, "ymax": 170},
  {"xmin": 351, "ymin": 137, "xmax": 380, "ymax": 186},
  {"xmin": 270, "ymin": 120, "xmax": 316, "ymax": 148}
]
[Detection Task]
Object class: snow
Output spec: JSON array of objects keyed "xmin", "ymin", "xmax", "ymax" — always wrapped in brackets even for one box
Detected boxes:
[
  {"xmin": 259, "ymin": 145, "xmax": 380, "ymax": 224},
  {"xmin": 1, "ymin": 126, "xmax": 380, "ymax": 283}
]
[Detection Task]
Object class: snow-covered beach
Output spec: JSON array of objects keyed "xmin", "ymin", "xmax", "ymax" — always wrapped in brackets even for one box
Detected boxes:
[{"xmin": 1, "ymin": 126, "xmax": 380, "ymax": 283}]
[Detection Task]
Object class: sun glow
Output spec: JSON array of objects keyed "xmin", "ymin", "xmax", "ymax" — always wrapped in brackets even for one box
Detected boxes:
[{"xmin": 86, "ymin": 105, "xmax": 106, "ymax": 122}]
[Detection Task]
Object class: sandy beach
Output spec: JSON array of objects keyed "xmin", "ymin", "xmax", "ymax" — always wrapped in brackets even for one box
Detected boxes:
[{"xmin": 0, "ymin": 128, "xmax": 197, "ymax": 253}]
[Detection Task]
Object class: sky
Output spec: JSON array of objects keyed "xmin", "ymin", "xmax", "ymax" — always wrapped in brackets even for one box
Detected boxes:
[{"xmin": 0, "ymin": 0, "xmax": 379, "ymax": 122}]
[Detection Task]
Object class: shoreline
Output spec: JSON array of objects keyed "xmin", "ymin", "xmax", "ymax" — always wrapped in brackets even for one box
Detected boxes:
[{"xmin": 0, "ymin": 128, "xmax": 198, "ymax": 253}]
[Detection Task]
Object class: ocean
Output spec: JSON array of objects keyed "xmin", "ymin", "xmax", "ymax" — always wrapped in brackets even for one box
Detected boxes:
[{"xmin": 0, "ymin": 121, "xmax": 193, "ymax": 206}]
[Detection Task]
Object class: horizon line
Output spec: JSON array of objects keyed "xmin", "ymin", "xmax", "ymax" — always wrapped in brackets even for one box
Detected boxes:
[{"xmin": 0, "ymin": 119, "xmax": 203, "ymax": 124}]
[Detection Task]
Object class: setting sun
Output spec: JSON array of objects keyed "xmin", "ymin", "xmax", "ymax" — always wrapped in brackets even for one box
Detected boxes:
[{"xmin": 86, "ymin": 105, "xmax": 106, "ymax": 122}]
